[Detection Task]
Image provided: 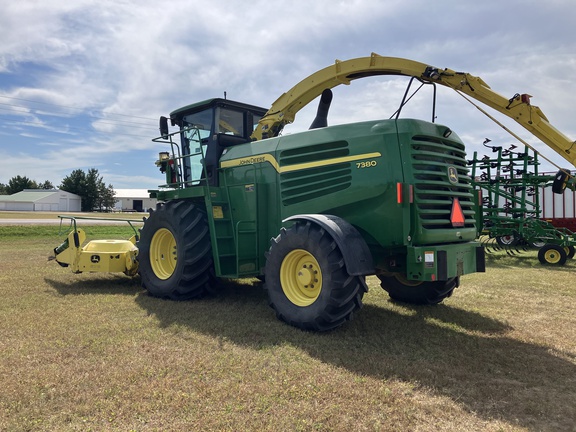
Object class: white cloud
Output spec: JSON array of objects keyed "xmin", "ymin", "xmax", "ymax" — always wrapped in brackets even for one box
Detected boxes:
[{"xmin": 1, "ymin": 0, "xmax": 575, "ymax": 188}]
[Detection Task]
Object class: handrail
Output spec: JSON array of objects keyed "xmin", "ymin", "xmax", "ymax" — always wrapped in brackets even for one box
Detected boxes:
[{"xmin": 57, "ymin": 215, "xmax": 143, "ymax": 238}]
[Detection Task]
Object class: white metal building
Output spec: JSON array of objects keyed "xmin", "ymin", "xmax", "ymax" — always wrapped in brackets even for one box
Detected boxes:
[
  {"xmin": 0, "ymin": 189, "xmax": 81, "ymax": 212},
  {"xmin": 114, "ymin": 189, "xmax": 157, "ymax": 212}
]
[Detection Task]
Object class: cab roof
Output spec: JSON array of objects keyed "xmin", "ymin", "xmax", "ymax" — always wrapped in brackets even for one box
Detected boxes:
[{"xmin": 170, "ymin": 98, "xmax": 268, "ymax": 119}]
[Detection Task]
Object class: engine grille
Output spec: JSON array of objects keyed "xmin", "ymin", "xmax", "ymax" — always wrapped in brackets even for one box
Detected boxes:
[
  {"xmin": 411, "ymin": 135, "xmax": 476, "ymax": 229},
  {"xmin": 280, "ymin": 141, "xmax": 352, "ymax": 205}
]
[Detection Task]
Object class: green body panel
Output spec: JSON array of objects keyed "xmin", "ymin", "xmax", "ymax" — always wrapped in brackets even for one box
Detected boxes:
[
  {"xmin": 154, "ymin": 113, "xmax": 482, "ymax": 282},
  {"xmin": 213, "ymin": 118, "xmax": 480, "ymax": 279},
  {"xmin": 406, "ymin": 243, "xmax": 480, "ymax": 281}
]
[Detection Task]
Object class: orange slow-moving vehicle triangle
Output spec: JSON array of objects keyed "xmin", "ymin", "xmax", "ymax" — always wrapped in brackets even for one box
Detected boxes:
[{"xmin": 451, "ymin": 198, "xmax": 465, "ymax": 227}]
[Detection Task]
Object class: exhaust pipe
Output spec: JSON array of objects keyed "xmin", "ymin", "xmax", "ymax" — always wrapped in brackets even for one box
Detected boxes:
[{"xmin": 309, "ymin": 89, "xmax": 333, "ymax": 130}]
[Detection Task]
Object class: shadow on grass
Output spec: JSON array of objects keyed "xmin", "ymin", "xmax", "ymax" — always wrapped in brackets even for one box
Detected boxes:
[
  {"xmin": 45, "ymin": 275, "xmax": 575, "ymax": 429},
  {"xmin": 132, "ymin": 278, "xmax": 576, "ymax": 430},
  {"xmin": 45, "ymin": 274, "xmax": 143, "ymax": 297}
]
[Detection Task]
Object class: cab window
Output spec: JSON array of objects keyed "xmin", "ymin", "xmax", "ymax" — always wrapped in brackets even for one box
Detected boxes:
[{"xmin": 217, "ymin": 108, "xmax": 244, "ymax": 136}]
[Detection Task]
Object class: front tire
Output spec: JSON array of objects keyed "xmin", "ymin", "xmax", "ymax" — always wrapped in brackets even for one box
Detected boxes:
[
  {"xmin": 378, "ymin": 274, "xmax": 459, "ymax": 305},
  {"xmin": 264, "ymin": 221, "xmax": 367, "ymax": 331},
  {"xmin": 137, "ymin": 200, "xmax": 216, "ymax": 299}
]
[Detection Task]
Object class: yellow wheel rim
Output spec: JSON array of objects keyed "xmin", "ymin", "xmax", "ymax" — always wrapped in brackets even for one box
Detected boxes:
[
  {"xmin": 150, "ymin": 228, "xmax": 177, "ymax": 279},
  {"xmin": 280, "ymin": 249, "xmax": 322, "ymax": 306},
  {"xmin": 545, "ymin": 249, "xmax": 561, "ymax": 264}
]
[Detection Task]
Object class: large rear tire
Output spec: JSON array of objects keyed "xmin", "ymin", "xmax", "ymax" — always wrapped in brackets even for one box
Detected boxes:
[
  {"xmin": 378, "ymin": 274, "xmax": 458, "ymax": 305},
  {"xmin": 264, "ymin": 221, "xmax": 367, "ymax": 331},
  {"xmin": 137, "ymin": 200, "xmax": 216, "ymax": 299}
]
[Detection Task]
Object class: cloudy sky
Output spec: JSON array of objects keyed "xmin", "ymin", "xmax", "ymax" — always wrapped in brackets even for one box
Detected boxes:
[{"xmin": 1, "ymin": 0, "xmax": 575, "ymax": 189}]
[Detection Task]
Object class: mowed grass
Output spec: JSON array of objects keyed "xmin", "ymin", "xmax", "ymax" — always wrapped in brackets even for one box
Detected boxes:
[{"xmin": 1, "ymin": 227, "xmax": 575, "ymax": 431}]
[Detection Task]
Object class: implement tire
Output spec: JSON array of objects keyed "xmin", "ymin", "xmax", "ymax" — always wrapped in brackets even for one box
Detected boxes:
[
  {"xmin": 264, "ymin": 220, "xmax": 367, "ymax": 331},
  {"xmin": 137, "ymin": 200, "xmax": 216, "ymax": 299},
  {"xmin": 496, "ymin": 235, "xmax": 518, "ymax": 247},
  {"xmin": 538, "ymin": 244, "xmax": 567, "ymax": 266},
  {"xmin": 378, "ymin": 274, "xmax": 458, "ymax": 305}
]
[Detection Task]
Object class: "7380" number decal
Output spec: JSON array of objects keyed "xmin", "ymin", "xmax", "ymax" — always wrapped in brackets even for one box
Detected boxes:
[{"xmin": 356, "ymin": 160, "xmax": 378, "ymax": 169}]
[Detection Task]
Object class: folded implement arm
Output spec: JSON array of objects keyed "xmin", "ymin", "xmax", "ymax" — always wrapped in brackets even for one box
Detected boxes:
[
  {"xmin": 424, "ymin": 66, "xmax": 576, "ymax": 168},
  {"xmin": 252, "ymin": 53, "xmax": 576, "ymax": 168}
]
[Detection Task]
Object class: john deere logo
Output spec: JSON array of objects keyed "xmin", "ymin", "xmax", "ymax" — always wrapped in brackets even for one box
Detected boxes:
[{"xmin": 447, "ymin": 166, "xmax": 459, "ymax": 184}]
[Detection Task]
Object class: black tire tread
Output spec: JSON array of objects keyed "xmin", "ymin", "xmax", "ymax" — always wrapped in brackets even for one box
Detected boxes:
[
  {"xmin": 265, "ymin": 221, "xmax": 366, "ymax": 331},
  {"xmin": 137, "ymin": 200, "xmax": 216, "ymax": 300},
  {"xmin": 537, "ymin": 244, "xmax": 567, "ymax": 266},
  {"xmin": 378, "ymin": 275, "xmax": 458, "ymax": 305}
]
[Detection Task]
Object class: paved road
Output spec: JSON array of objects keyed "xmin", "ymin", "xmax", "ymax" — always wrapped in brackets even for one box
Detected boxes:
[{"xmin": 0, "ymin": 218, "xmax": 144, "ymax": 225}]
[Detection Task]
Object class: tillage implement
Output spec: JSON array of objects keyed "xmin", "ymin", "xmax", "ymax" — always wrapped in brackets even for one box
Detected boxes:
[{"xmin": 469, "ymin": 143, "xmax": 576, "ymax": 265}]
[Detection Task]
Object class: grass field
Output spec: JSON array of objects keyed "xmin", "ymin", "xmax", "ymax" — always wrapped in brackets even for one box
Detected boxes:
[{"xmin": 0, "ymin": 225, "xmax": 575, "ymax": 431}]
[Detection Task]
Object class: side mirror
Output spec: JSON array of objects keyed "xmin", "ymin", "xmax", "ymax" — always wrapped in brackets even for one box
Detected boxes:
[{"xmin": 159, "ymin": 116, "xmax": 169, "ymax": 139}]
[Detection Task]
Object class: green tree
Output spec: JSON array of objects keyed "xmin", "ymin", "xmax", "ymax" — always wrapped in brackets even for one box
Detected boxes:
[
  {"xmin": 60, "ymin": 168, "xmax": 115, "ymax": 212},
  {"xmin": 6, "ymin": 175, "xmax": 38, "ymax": 194},
  {"xmin": 97, "ymin": 182, "xmax": 117, "ymax": 211},
  {"xmin": 38, "ymin": 180, "xmax": 55, "ymax": 189},
  {"xmin": 60, "ymin": 169, "xmax": 86, "ymax": 197},
  {"xmin": 0, "ymin": 183, "xmax": 6, "ymax": 195}
]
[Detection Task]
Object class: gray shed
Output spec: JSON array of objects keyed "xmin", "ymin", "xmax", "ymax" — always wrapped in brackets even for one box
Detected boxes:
[
  {"xmin": 0, "ymin": 189, "xmax": 82, "ymax": 212},
  {"xmin": 114, "ymin": 189, "xmax": 157, "ymax": 212}
]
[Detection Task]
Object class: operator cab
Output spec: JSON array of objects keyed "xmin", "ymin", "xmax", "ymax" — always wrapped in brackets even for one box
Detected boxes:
[{"xmin": 162, "ymin": 98, "xmax": 267, "ymax": 186}]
